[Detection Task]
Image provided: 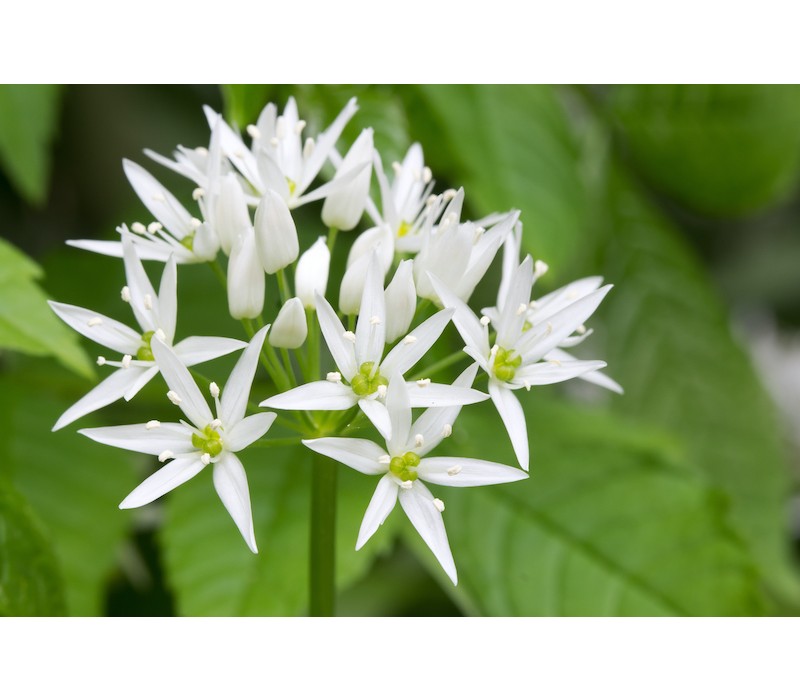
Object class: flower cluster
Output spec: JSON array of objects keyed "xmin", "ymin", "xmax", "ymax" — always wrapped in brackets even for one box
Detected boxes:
[{"xmin": 52, "ymin": 96, "xmax": 620, "ymax": 585}]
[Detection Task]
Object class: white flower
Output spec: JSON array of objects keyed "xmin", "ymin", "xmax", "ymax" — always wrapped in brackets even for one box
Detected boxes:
[
  {"xmin": 48, "ymin": 237, "xmax": 246, "ymax": 430},
  {"xmin": 261, "ymin": 254, "xmax": 487, "ymax": 439},
  {"xmin": 414, "ymin": 188, "xmax": 519, "ymax": 303},
  {"xmin": 269, "ymin": 297, "xmax": 307, "ymax": 349},
  {"xmin": 303, "ymin": 371, "xmax": 527, "ymax": 584},
  {"xmin": 322, "ymin": 128, "xmax": 373, "ymax": 231},
  {"xmin": 68, "ymin": 160, "xmax": 219, "ymax": 264},
  {"xmin": 431, "ymin": 258, "xmax": 612, "ymax": 471},
  {"xmin": 254, "ymin": 189, "xmax": 299, "ymax": 274},
  {"xmin": 79, "ymin": 327, "xmax": 275, "ymax": 553},
  {"xmin": 383, "ymin": 260, "xmax": 416, "ymax": 344},
  {"xmin": 295, "ymin": 237, "xmax": 331, "ymax": 309},
  {"xmin": 227, "ymin": 227, "xmax": 265, "ymax": 320}
]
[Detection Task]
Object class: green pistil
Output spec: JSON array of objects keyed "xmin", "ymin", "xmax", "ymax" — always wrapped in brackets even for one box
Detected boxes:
[
  {"xmin": 397, "ymin": 220, "xmax": 412, "ymax": 238},
  {"xmin": 136, "ymin": 330, "xmax": 156, "ymax": 361},
  {"xmin": 180, "ymin": 232, "xmax": 195, "ymax": 251},
  {"xmin": 286, "ymin": 177, "xmax": 297, "ymax": 196},
  {"xmin": 493, "ymin": 346, "xmax": 522, "ymax": 382},
  {"xmin": 350, "ymin": 361, "xmax": 389, "ymax": 397},
  {"xmin": 389, "ymin": 451, "xmax": 420, "ymax": 482},
  {"xmin": 191, "ymin": 424, "xmax": 223, "ymax": 457}
]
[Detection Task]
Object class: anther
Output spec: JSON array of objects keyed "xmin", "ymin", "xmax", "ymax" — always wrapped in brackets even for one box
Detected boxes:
[
  {"xmin": 426, "ymin": 194, "xmax": 438, "ymax": 206},
  {"xmin": 378, "ymin": 455, "xmax": 391, "ymax": 465},
  {"xmin": 524, "ymin": 380, "xmax": 531, "ymax": 391},
  {"xmin": 190, "ymin": 217, "xmax": 202, "ymax": 229},
  {"xmin": 303, "ymin": 137, "xmax": 315, "ymax": 158},
  {"xmin": 534, "ymin": 260, "xmax": 549, "ymax": 277},
  {"xmin": 192, "ymin": 187, "xmax": 205, "ymax": 201},
  {"xmin": 121, "ymin": 286, "xmax": 131, "ymax": 302},
  {"xmin": 475, "ymin": 226, "xmax": 486, "ymax": 235},
  {"xmin": 400, "ymin": 480, "xmax": 414, "ymax": 490},
  {"xmin": 403, "ymin": 335, "xmax": 417, "ymax": 345},
  {"xmin": 414, "ymin": 434, "xmax": 424, "ymax": 448},
  {"xmin": 233, "ymin": 150, "xmax": 245, "ymax": 159},
  {"xmin": 326, "ymin": 372, "xmax": 342, "ymax": 383},
  {"xmin": 87, "ymin": 317, "xmax": 103, "ymax": 327},
  {"xmin": 548, "ymin": 358, "xmax": 562, "ymax": 367},
  {"xmin": 546, "ymin": 322, "xmax": 553, "ymax": 335},
  {"xmin": 343, "ymin": 331, "xmax": 356, "ymax": 343},
  {"xmin": 392, "ymin": 161, "xmax": 402, "ymax": 175},
  {"xmin": 516, "ymin": 303, "xmax": 527, "ymax": 316},
  {"xmin": 144, "ymin": 294, "xmax": 153, "ymax": 310},
  {"xmin": 195, "ymin": 147, "xmax": 208, "ymax": 156},
  {"xmin": 416, "ymin": 378, "xmax": 431, "ymax": 388},
  {"xmin": 210, "ymin": 418, "xmax": 222, "ymax": 430},
  {"xmin": 210, "ymin": 381, "xmax": 220, "ymax": 398},
  {"xmin": 201, "ymin": 453, "xmax": 212, "ymax": 465},
  {"xmin": 146, "ymin": 420, "xmax": 161, "ymax": 430},
  {"xmin": 443, "ymin": 189, "xmax": 457, "ymax": 200},
  {"xmin": 121, "ymin": 354, "xmax": 132, "ymax": 369},
  {"xmin": 480, "ymin": 316, "xmax": 491, "ymax": 327},
  {"xmin": 158, "ymin": 450, "xmax": 173, "ymax": 462},
  {"xmin": 246, "ymin": 124, "xmax": 261, "ymax": 140},
  {"xmin": 167, "ymin": 390, "xmax": 182, "ymax": 405},
  {"xmin": 147, "ymin": 222, "xmax": 163, "ymax": 234},
  {"xmin": 131, "ymin": 222, "xmax": 146, "ymax": 234},
  {"xmin": 442, "ymin": 424, "xmax": 452, "ymax": 438},
  {"xmin": 295, "ymin": 120, "xmax": 306, "ymax": 135},
  {"xmin": 369, "ymin": 315, "xmax": 382, "ymax": 326},
  {"xmin": 447, "ymin": 465, "xmax": 462, "ymax": 476},
  {"xmin": 269, "ymin": 137, "xmax": 279, "ymax": 147},
  {"xmin": 376, "ymin": 385, "xmax": 388, "ymax": 399},
  {"xmin": 96, "ymin": 356, "xmax": 106, "ymax": 366},
  {"xmin": 577, "ymin": 324, "xmax": 587, "ymax": 335},
  {"xmin": 423, "ymin": 167, "xmax": 432, "ymax": 184},
  {"xmin": 433, "ymin": 498, "xmax": 445, "ymax": 512}
]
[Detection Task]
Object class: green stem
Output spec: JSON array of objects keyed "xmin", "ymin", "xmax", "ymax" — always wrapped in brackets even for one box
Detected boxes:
[
  {"xmin": 276, "ymin": 268, "xmax": 291, "ymax": 305},
  {"xmin": 327, "ymin": 226, "xmax": 339, "ymax": 254},
  {"xmin": 252, "ymin": 437, "xmax": 304, "ymax": 448},
  {"xmin": 209, "ymin": 258, "xmax": 228, "ymax": 289},
  {"xmin": 309, "ymin": 451, "xmax": 337, "ymax": 616}
]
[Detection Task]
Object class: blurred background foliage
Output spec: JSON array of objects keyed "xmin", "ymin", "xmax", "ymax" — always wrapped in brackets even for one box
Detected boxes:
[{"xmin": 1, "ymin": 85, "xmax": 799, "ymax": 616}]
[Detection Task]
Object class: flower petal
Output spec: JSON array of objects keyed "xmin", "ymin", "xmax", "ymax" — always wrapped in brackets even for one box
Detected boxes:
[
  {"xmin": 122, "ymin": 365, "xmax": 160, "ymax": 401},
  {"xmin": 151, "ymin": 336, "xmax": 213, "ymax": 428},
  {"xmin": 488, "ymin": 380, "xmax": 529, "ymax": 471},
  {"xmin": 300, "ymin": 97, "xmax": 358, "ymax": 193},
  {"xmin": 213, "ymin": 452, "xmax": 258, "ymax": 553},
  {"xmin": 429, "ymin": 274, "xmax": 490, "ymax": 359},
  {"xmin": 261, "ymin": 381, "xmax": 357, "ymax": 410},
  {"xmin": 417, "ymin": 457, "xmax": 528, "ymax": 487},
  {"xmin": 358, "ymin": 398, "xmax": 392, "ymax": 441},
  {"xmin": 545, "ymin": 348, "xmax": 623, "ymax": 394},
  {"xmin": 528, "ymin": 276, "xmax": 604, "ymax": 326},
  {"xmin": 315, "ymin": 293, "xmax": 357, "ymax": 380},
  {"xmin": 122, "ymin": 234, "xmax": 160, "ymax": 332},
  {"xmin": 224, "ymin": 412, "xmax": 277, "ymax": 452},
  {"xmin": 157, "ymin": 255, "xmax": 178, "ymax": 341},
  {"xmin": 120, "ymin": 455, "xmax": 205, "ymax": 509},
  {"xmin": 511, "ymin": 360, "xmax": 607, "ymax": 387},
  {"xmin": 495, "ymin": 256, "xmax": 533, "ymax": 349},
  {"xmin": 123, "ymin": 159, "xmax": 193, "ymax": 238},
  {"xmin": 354, "ymin": 252, "xmax": 386, "ymax": 367},
  {"xmin": 302, "ymin": 437, "xmax": 387, "ymax": 475},
  {"xmin": 381, "ymin": 308, "xmax": 454, "ymax": 378},
  {"xmin": 399, "ymin": 481, "xmax": 457, "ymax": 585},
  {"xmin": 172, "ymin": 335, "xmax": 248, "ymax": 367},
  {"xmin": 220, "ymin": 326, "xmax": 269, "ymax": 427},
  {"xmin": 386, "ymin": 374, "xmax": 412, "ymax": 456},
  {"xmin": 406, "ymin": 382, "xmax": 488, "ymax": 408},
  {"xmin": 79, "ymin": 422, "xmax": 194, "ymax": 455},
  {"xmin": 48, "ymin": 301, "xmax": 140, "ymax": 355},
  {"xmin": 356, "ymin": 474, "xmax": 399, "ymax": 550},
  {"xmin": 202, "ymin": 106, "xmax": 261, "ymax": 188}
]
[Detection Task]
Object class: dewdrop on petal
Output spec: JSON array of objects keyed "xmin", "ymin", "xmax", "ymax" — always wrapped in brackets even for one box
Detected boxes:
[
  {"xmin": 295, "ymin": 237, "xmax": 330, "ymax": 309},
  {"xmin": 227, "ymin": 228, "xmax": 265, "ymax": 320},
  {"xmin": 322, "ymin": 128, "xmax": 374, "ymax": 231},
  {"xmin": 269, "ymin": 297, "xmax": 308, "ymax": 349},
  {"xmin": 254, "ymin": 189, "xmax": 299, "ymax": 274}
]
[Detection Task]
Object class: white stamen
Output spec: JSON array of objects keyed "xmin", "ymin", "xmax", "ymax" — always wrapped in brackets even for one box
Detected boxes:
[
  {"xmin": 442, "ymin": 423, "xmax": 452, "ymax": 438},
  {"xmin": 447, "ymin": 465, "xmax": 462, "ymax": 476},
  {"xmin": 155, "ymin": 328, "xmax": 166, "ymax": 342},
  {"xmin": 416, "ymin": 378, "xmax": 431, "ymax": 388},
  {"xmin": 303, "ymin": 137, "xmax": 315, "ymax": 158},
  {"xmin": 233, "ymin": 150, "xmax": 245, "ymax": 159},
  {"xmin": 433, "ymin": 498, "xmax": 445, "ymax": 512},
  {"xmin": 403, "ymin": 335, "xmax": 417, "ymax": 345},
  {"xmin": 326, "ymin": 372, "xmax": 342, "ymax": 383},
  {"xmin": 378, "ymin": 455, "xmax": 391, "ymax": 465},
  {"xmin": 143, "ymin": 294, "xmax": 153, "ymax": 310},
  {"xmin": 400, "ymin": 480, "xmax": 414, "ymax": 490},
  {"xmin": 190, "ymin": 217, "xmax": 202, "ymax": 229},
  {"xmin": 443, "ymin": 188, "xmax": 457, "ymax": 200},
  {"xmin": 422, "ymin": 166, "xmax": 432, "ymax": 184},
  {"xmin": 376, "ymin": 385, "xmax": 388, "ymax": 399},
  {"xmin": 195, "ymin": 147, "xmax": 208, "ymax": 156},
  {"xmin": 414, "ymin": 434, "xmax": 424, "ymax": 448},
  {"xmin": 490, "ymin": 344, "xmax": 499, "ymax": 356},
  {"xmin": 392, "ymin": 161, "xmax": 402, "ymax": 175},
  {"xmin": 87, "ymin": 317, "xmax": 103, "ymax": 327},
  {"xmin": 131, "ymin": 222, "xmax": 146, "ymax": 234},
  {"xmin": 577, "ymin": 324, "xmax": 587, "ymax": 335},
  {"xmin": 516, "ymin": 303, "xmax": 527, "ymax": 316},
  {"xmin": 147, "ymin": 222, "xmax": 163, "ymax": 234},
  {"xmin": 475, "ymin": 226, "xmax": 486, "ymax": 235},
  {"xmin": 96, "ymin": 356, "xmax": 106, "ymax": 366},
  {"xmin": 369, "ymin": 315, "xmax": 382, "ymax": 326},
  {"xmin": 426, "ymin": 194, "xmax": 438, "ymax": 206},
  {"xmin": 158, "ymin": 450, "xmax": 173, "ymax": 463},
  {"xmin": 121, "ymin": 354, "xmax": 132, "ymax": 369},
  {"xmin": 246, "ymin": 124, "xmax": 261, "ymax": 140},
  {"xmin": 524, "ymin": 380, "xmax": 531, "ymax": 391},
  {"xmin": 295, "ymin": 120, "xmax": 306, "ymax": 135},
  {"xmin": 167, "ymin": 390, "xmax": 182, "ymax": 405},
  {"xmin": 192, "ymin": 187, "xmax": 205, "ymax": 201},
  {"xmin": 210, "ymin": 418, "xmax": 222, "ymax": 430},
  {"xmin": 545, "ymin": 322, "xmax": 553, "ymax": 336},
  {"xmin": 121, "ymin": 286, "xmax": 131, "ymax": 302},
  {"xmin": 146, "ymin": 420, "xmax": 161, "ymax": 430},
  {"xmin": 343, "ymin": 331, "xmax": 356, "ymax": 343},
  {"xmin": 480, "ymin": 316, "xmax": 491, "ymax": 327},
  {"xmin": 210, "ymin": 381, "xmax": 220, "ymax": 398},
  {"xmin": 548, "ymin": 358, "xmax": 562, "ymax": 367},
  {"xmin": 529, "ymin": 300, "xmax": 539, "ymax": 309},
  {"xmin": 200, "ymin": 453, "xmax": 212, "ymax": 465},
  {"xmin": 151, "ymin": 193, "xmax": 166, "ymax": 204},
  {"xmin": 534, "ymin": 260, "xmax": 549, "ymax": 277},
  {"xmin": 269, "ymin": 137, "xmax": 279, "ymax": 147}
]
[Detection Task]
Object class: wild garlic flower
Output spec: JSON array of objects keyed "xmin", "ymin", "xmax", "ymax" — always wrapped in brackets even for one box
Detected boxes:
[
  {"xmin": 48, "ymin": 237, "xmax": 245, "ymax": 430},
  {"xmin": 80, "ymin": 327, "xmax": 275, "ymax": 553},
  {"xmin": 303, "ymin": 371, "xmax": 527, "ymax": 584}
]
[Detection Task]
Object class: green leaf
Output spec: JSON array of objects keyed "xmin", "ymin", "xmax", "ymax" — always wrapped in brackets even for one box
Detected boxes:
[
  {"xmin": 162, "ymin": 445, "xmax": 398, "ymax": 615},
  {"xmin": 0, "ymin": 238, "xmax": 94, "ymax": 378},
  {"xmin": 0, "ymin": 479, "xmax": 66, "ymax": 615},
  {"xmin": 407, "ymin": 85, "xmax": 589, "ymax": 271},
  {"xmin": 221, "ymin": 85, "xmax": 275, "ymax": 127},
  {"xmin": 0, "ymin": 372, "xmax": 140, "ymax": 615},
  {"xmin": 0, "ymin": 85, "xmax": 62, "ymax": 205},
  {"xmin": 404, "ymin": 401, "xmax": 764, "ymax": 616},
  {"xmin": 605, "ymin": 85, "xmax": 800, "ymax": 217}
]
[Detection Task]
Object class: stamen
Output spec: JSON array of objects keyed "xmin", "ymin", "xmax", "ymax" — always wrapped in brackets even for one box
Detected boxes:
[
  {"xmin": 376, "ymin": 385, "xmax": 387, "ymax": 399},
  {"xmin": 369, "ymin": 315, "xmax": 382, "ymax": 326},
  {"xmin": 426, "ymin": 194, "xmax": 438, "ymax": 206},
  {"xmin": 475, "ymin": 226, "xmax": 486, "ymax": 235},
  {"xmin": 147, "ymin": 222, "xmax": 163, "ymax": 234},
  {"xmin": 155, "ymin": 328, "xmax": 166, "ymax": 342},
  {"xmin": 143, "ymin": 294, "xmax": 153, "ymax": 310},
  {"xmin": 96, "ymin": 356, "xmax": 106, "ymax": 366},
  {"xmin": 577, "ymin": 324, "xmax": 587, "ymax": 335},
  {"xmin": 210, "ymin": 418, "xmax": 222, "ymax": 430},
  {"xmin": 303, "ymin": 137, "xmax": 315, "ymax": 159},
  {"xmin": 167, "ymin": 390, "xmax": 182, "ymax": 405},
  {"xmin": 87, "ymin": 317, "xmax": 103, "ymax": 327},
  {"xmin": 192, "ymin": 187, "xmax": 205, "ymax": 201},
  {"xmin": 480, "ymin": 316, "xmax": 491, "ymax": 327},
  {"xmin": 152, "ymin": 193, "xmax": 166, "ymax": 204},
  {"xmin": 246, "ymin": 124, "xmax": 261, "ymax": 140},
  {"xmin": 200, "ymin": 453, "xmax": 212, "ymax": 465},
  {"xmin": 158, "ymin": 450, "xmax": 173, "ymax": 463},
  {"xmin": 343, "ymin": 331, "xmax": 356, "ymax": 343},
  {"xmin": 146, "ymin": 420, "xmax": 161, "ymax": 430},
  {"xmin": 295, "ymin": 120, "xmax": 306, "ymax": 135},
  {"xmin": 378, "ymin": 455, "xmax": 391, "ymax": 465},
  {"xmin": 442, "ymin": 423, "xmax": 452, "ymax": 438},
  {"xmin": 534, "ymin": 260, "xmax": 549, "ymax": 277},
  {"xmin": 524, "ymin": 380, "xmax": 531, "ymax": 391},
  {"xmin": 190, "ymin": 217, "xmax": 202, "ymax": 229},
  {"xmin": 195, "ymin": 147, "xmax": 208, "ymax": 156},
  {"xmin": 433, "ymin": 498, "xmax": 445, "ymax": 512},
  {"xmin": 548, "ymin": 359, "xmax": 562, "ymax": 367},
  {"xmin": 414, "ymin": 434, "xmax": 424, "ymax": 448},
  {"xmin": 121, "ymin": 354, "xmax": 132, "ymax": 369},
  {"xmin": 400, "ymin": 480, "xmax": 414, "ymax": 490},
  {"xmin": 121, "ymin": 286, "xmax": 131, "ymax": 302},
  {"xmin": 326, "ymin": 372, "xmax": 342, "ymax": 383},
  {"xmin": 422, "ymin": 166, "xmax": 432, "ymax": 184},
  {"xmin": 403, "ymin": 335, "xmax": 417, "ymax": 345},
  {"xmin": 443, "ymin": 189, "xmax": 457, "ymax": 201},
  {"xmin": 416, "ymin": 378, "xmax": 431, "ymax": 388},
  {"xmin": 391, "ymin": 161, "xmax": 402, "ymax": 175},
  {"xmin": 447, "ymin": 465, "xmax": 462, "ymax": 476},
  {"xmin": 131, "ymin": 222, "xmax": 146, "ymax": 234},
  {"xmin": 529, "ymin": 300, "xmax": 539, "ymax": 309},
  {"xmin": 269, "ymin": 137, "xmax": 279, "ymax": 147},
  {"xmin": 545, "ymin": 322, "xmax": 553, "ymax": 336},
  {"xmin": 516, "ymin": 303, "xmax": 527, "ymax": 316},
  {"xmin": 209, "ymin": 382, "xmax": 220, "ymax": 398}
]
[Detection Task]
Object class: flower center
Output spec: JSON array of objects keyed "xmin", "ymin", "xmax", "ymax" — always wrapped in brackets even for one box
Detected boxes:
[
  {"xmin": 397, "ymin": 220, "xmax": 412, "ymax": 238},
  {"xmin": 286, "ymin": 177, "xmax": 297, "ymax": 196},
  {"xmin": 350, "ymin": 361, "xmax": 389, "ymax": 397},
  {"xmin": 191, "ymin": 424, "xmax": 223, "ymax": 457},
  {"xmin": 180, "ymin": 232, "xmax": 195, "ymax": 251},
  {"xmin": 492, "ymin": 346, "xmax": 522, "ymax": 382},
  {"xmin": 389, "ymin": 451, "xmax": 420, "ymax": 482},
  {"xmin": 136, "ymin": 330, "xmax": 156, "ymax": 361}
]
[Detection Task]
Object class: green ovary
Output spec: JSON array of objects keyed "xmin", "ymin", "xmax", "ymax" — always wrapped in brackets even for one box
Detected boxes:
[
  {"xmin": 286, "ymin": 177, "xmax": 297, "ymax": 196},
  {"xmin": 397, "ymin": 220, "xmax": 412, "ymax": 238},
  {"xmin": 136, "ymin": 330, "xmax": 156, "ymax": 361},
  {"xmin": 389, "ymin": 451, "xmax": 420, "ymax": 482},
  {"xmin": 350, "ymin": 362, "xmax": 389, "ymax": 397},
  {"xmin": 180, "ymin": 232, "xmax": 195, "ymax": 251},
  {"xmin": 492, "ymin": 346, "xmax": 522, "ymax": 382},
  {"xmin": 192, "ymin": 425, "xmax": 223, "ymax": 457}
]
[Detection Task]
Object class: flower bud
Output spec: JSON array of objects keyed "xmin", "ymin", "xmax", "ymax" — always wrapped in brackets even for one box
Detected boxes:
[
  {"xmin": 254, "ymin": 189, "xmax": 299, "ymax": 274},
  {"xmin": 190, "ymin": 221, "xmax": 220, "ymax": 262},
  {"xmin": 295, "ymin": 237, "xmax": 330, "ymax": 309},
  {"xmin": 215, "ymin": 172, "xmax": 251, "ymax": 255},
  {"xmin": 269, "ymin": 297, "xmax": 308, "ymax": 349},
  {"xmin": 339, "ymin": 253, "xmax": 372, "ymax": 316},
  {"xmin": 227, "ymin": 228, "xmax": 264, "ymax": 319},
  {"xmin": 321, "ymin": 128, "xmax": 373, "ymax": 232},
  {"xmin": 346, "ymin": 224, "xmax": 393, "ymax": 273},
  {"xmin": 384, "ymin": 260, "xmax": 416, "ymax": 343}
]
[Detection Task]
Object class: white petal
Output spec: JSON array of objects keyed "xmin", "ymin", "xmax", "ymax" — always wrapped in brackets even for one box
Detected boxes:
[
  {"xmin": 53, "ymin": 367, "xmax": 147, "ymax": 431},
  {"xmin": 381, "ymin": 308, "xmax": 454, "ymax": 378},
  {"xmin": 356, "ymin": 474, "xmax": 399, "ymax": 549},
  {"xmin": 157, "ymin": 255, "xmax": 178, "ymax": 341},
  {"xmin": 315, "ymin": 293, "xmax": 357, "ymax": 379},
  {"xmin": 497, "ymin": 222, "xmax": 523, "ymax": 308},
  {"xmin": 358, "ymin": 398, "xmax": 392, "ymax": 441},
  {"xmin": 295, "ymin": 237, "xmax": 331, "ymax": 309},
  {"xmin": 300, "ymin": 97, "xmax": 358, "ymax": 192},
  {"xmin": 321, "ymin": 128, "xmax": 373, "ymax": 232},
  {"xmin": 224, "ymin": 412, "xmax": 277, "ymax": 452},
  {"xmin": 354, "ymin": 252, "xmax": 386, "ymax": 367},
  {"xmin": 456, "ymin": 211, "xmax": 519, "ymax": 301},
  {"xmin": 120, "ymin": 455, "xmax": 205, "ymax": 509},
  {"xmin": 79, "ymin": 422, "xmax": 193, "ymax": 455},
  {"xmin": 227, "ymin": 228, "xmax": 265, "ymax": 320},
  {"xmin": 429, "ymin": 274, "xmax": 490, "ymax": 359},
  {"xmin": 346, "ymin": 225, "xmax": 393, "ymax": 272},
  {"xmin": 254, "ymin": 189, "xmax": 299, "ymax": 274},
  {"xmin": 399, "ymin": 481, "xmax": 457, "ymax": 585},
  {"xmin": 123, "ymin": 159, "xmax": 193, "ymax": 238},
  {"xmin": 221, "ymin": 326, "xmax": 269, "ymax": 427},
  {"xmin": 122, "ymin": 234, "xmax": 160, "ymax": 331},
  {"xmin": 512, "ymin": 360, "xmax": 607, "ymax": 386},
  {"xmin": 213, "ymin": 453, "xmax": 258, "ymax": 553},
  {"xmin": 528, "ymin": 276, "xmax": 604, "ymax": 325},
  {"xmin": 386, "ymin": 374, "xmax": 412, "ymax": 456},
  {"xmin": 172, "ymin": 336, "xmax": 248, "ymax": 367},
  {"xmin": 406, "ymin": 382, "xmax": 488, "ymax": 408},
  {"xmin": 303, "ymin": 437, "xmax": 387, "ymax": 475},
  {"xmin": 383, "ymin": 260, "xmax": 416, "ymax": 344},
  {"xmin": 48, "ymin": 301, "xmax": 140, "ymax": 355},
  {"xmin": 495, "ymin": 256, "xmax": 533, "ymax": 348},
  {"xmin": 545, "ymin": 348, "xmax": 623, "ymax": 394},
  {"xmin": 261, "ymin": 381, "xmax": 357, "ymax": 410},
  {"xmin": 488, "ymin": 380, "xmax": 529, "ymax": 471},
  {"xmin": 418, "ymin": 457, "xmax": 528, "ymax": 487},
  {"xmin": 151, "ymin": 336, "xmax": 213, "ymax": 428},
  {"xmin": 202, "ymin": 106, "xmax": 261, "ymax": 188},
  {"xmin": 122, "ymin": 365, "xmax": 160, "ymax": 401}
]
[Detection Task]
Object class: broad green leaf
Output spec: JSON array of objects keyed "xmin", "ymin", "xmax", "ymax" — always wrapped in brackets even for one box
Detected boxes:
[
  {"xmin": 0, "ymin": 372, "xmax": 139, "ymax": 615},
  {"xmin": 0, "ymin": 479, "xmax": 66, "ymax": 615},
  {"xmin": 604, "ymin": 85, "xmax": 800, "ymax": 217},
  {"xmin": 403, "ymin": 400, "xmax": 764, "ymax": 616},
  {"xmin": 0, "ymin": 85, "xmax": 62, "ymax": 205},
  {"xmin": 407, "ymin": 85, "xmax": 589, "ymax": 271},
  {"xmin": 221, "ymin": 85, "xmax": 274, "ymax": 127},
  {"xmin": 0, "ymin": 238, "xmax": 94, "ymax": 378},
  {"xmin": 162, "ymin": 445, "xmax": 398, "ymax": 615}
]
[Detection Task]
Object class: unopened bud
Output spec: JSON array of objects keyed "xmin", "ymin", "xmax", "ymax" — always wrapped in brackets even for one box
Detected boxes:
[{"xmin": 269, "ymin": 297, "xmax": 308, "ymax": 349}]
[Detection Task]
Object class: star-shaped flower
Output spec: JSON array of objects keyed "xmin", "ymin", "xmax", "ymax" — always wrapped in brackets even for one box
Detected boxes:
[
  {"xmin": 261, "ymin": 255, "xmax": 487, "ymax": 439},
  {"xmin": 303, "ymin": 369, "xmax": 527, "ymax": 584},
  {"xmin": 49, "ymin": 236, "xmax": 246, "ymax": 430},
  {"xmin": 79, "ymin": 327, "xmax": 275, "ymax": 553}
]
